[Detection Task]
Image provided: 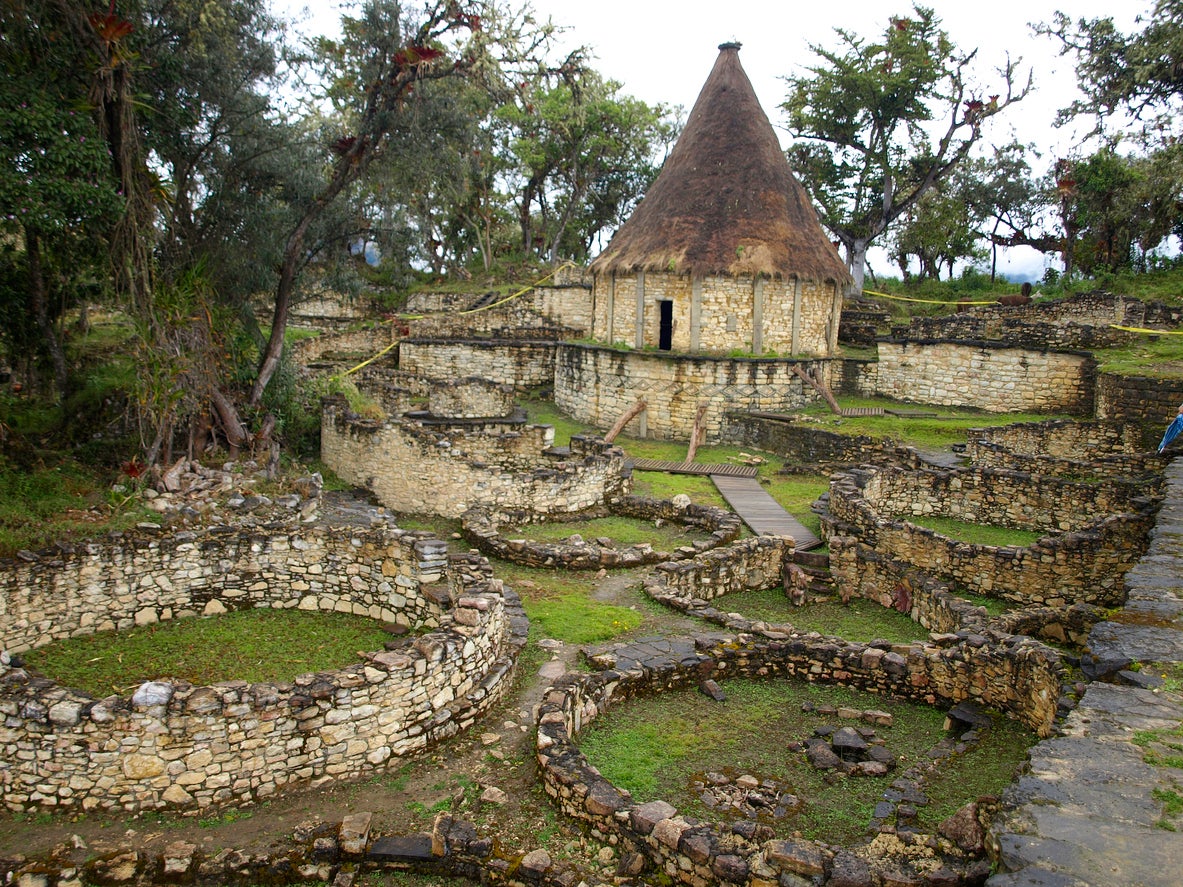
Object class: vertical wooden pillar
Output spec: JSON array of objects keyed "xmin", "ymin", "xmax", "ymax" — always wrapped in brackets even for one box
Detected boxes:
[
  {"xmin": 752, "ymin": 277, "xmax": 764, "ymax": 355},
  {"xmin": 634, "ymin": 271, "xmax": 645, "ymax": 349},
  {"xmin": 791, "ymin": 277, "xmax": 803, "ymax": 356},
  {"xmin": 605, "ymin": 273, "xmax": 616, "ymax": 344},
  {"xmin": 690, "ymin": 275, "xmax": 703, "ymax": 353}
]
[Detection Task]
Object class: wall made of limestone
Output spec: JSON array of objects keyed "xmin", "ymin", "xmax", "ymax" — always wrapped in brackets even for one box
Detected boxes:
[
  {"xmin": 651, "ymin": 535, "xmax": 789, "ymax": 601},
  {"xmin": 460, "ymin": 496, "xmax": 742, "ymax": 570},
  {"xmin": 0, "ymin": 530, "xmax": 525, "ymax": 814},
  {"xmin": 875, "ymin": 341, "xmax": 1095, "ymax": 414},
  {"xmin": 824, "ymin": 468, "xmax": 1155, "ymax": 608},
  {"xmin": 535, "ymin": 627, "xmax": 1064, "ymax": 886},
  {"xmin": 848, "ymin": 464, "xmax": 1150, "ymax": 533},
  {"xmin": 553, "ymin": 344, "xmax": 830, "ymax": 442},
  {"xmin": 1096, "ymin": 372, "xmax": 1183, "ymax": 449},
  {"xmin": 291, "ymin": 325, "xmax": 399, "ymax": 365},
  {"xmin": 722, "ymin": 413, "xmax": 924, "ymax": 469},
  {"xmin": 399, "ymin": 340, "xmax": 556, "ymax": 389},
  {"xmin": 321, "ymin": 402, "xmax": 629, "ymax": 518},
  {"xmin": 590, "ymin": 272, "xmax": 839, "ymax": 356},
  {"xmin": 428, "ymin": 378, "xmax": 516, "ymax": 420},
  {"xmin": 965, "ymin": 419, "xmax": 1167, "ymax": 482}
]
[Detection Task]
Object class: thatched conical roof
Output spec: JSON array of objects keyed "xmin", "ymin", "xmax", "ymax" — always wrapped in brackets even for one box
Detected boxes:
[{"xmin": 591, "ymin": 43, "xmax": 850, "ymax": 284}]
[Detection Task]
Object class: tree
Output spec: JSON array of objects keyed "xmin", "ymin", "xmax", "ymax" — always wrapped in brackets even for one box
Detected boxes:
[
  {"xmin": 250, "ymin": 0, "xmax": 521, "ymax": 408},
  {"xmin": 888, "ymin": 165, "xmax": 988, "ymax": 281},
  {"xmin": 0, "ymin": 2, "xmax": 124, "ymax": 398},
  {"xmin": 782, "ymin": 4, "xmax": 1030, "ymax": 294},
  {"xmin": 497, "ymin": 62, "xmax": 677, "ymax": 263},
  {"xmin": 1038, "ymin": 0, "xmax": 1183, "ymax": 144}
]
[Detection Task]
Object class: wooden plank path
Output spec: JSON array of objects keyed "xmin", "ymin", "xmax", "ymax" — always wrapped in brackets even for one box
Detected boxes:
[
  {"xmin": 711, "ymin": 475, "xmax": 822, "ymax": 550},
  {"xmin": 629, "ymin": 459, "xmax": 758, "ymax": 478}
]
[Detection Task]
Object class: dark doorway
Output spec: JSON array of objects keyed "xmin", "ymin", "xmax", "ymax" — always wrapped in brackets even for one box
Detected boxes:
[{"xmin": 658, "ymin": 301, "xmax": 673, "ymax": 351}]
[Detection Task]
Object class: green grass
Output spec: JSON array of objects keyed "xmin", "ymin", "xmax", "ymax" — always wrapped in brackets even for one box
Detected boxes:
[
  {"xmin": 505, "ymin": 515, "xmax": 711, "ymax": 549},
  {"xmin": 796, "ymin": 398, "xmax": 1071, "ymax": 450},
  {"xmin": 22, "ymin": 609, "xmax": 397, "ymax": 697},
  {"xmin": 916, "ymin": 710, "xmax": 1040, "ymax": 828},
  {"xmin": 906, "ymin": 515, "xmax": 1044, "ymax": 548},
  {"xmin": 0, "ymin": 457, "xmax": 155, "ymax": 558},
  {"xmin": 708, "ymin": 588, "xmax": 926, "ymax": 644},
  {"xmin": 577, "ymin": 677, "xmax": 1032, "ymax": 844},
  {"xmin": 522, "ymin": 594, "xmax": 644, "ymax": 644},
  {"xmin": 1092, "ymin": 334, "xmax": 1183, "ymax": 378}
]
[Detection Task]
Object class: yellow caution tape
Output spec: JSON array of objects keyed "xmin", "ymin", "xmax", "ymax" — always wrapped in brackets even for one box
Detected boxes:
[
  {"xmin": 335, "ymin": 262, "xmax": 580, "ymax": 377},
  {"xmin": 1109, "ymin": 324, "xmax": 1183, "ymax": 335},
  {"xmin": 861, "ymin": 288, "xmax": 1000, "ymax": 306}
]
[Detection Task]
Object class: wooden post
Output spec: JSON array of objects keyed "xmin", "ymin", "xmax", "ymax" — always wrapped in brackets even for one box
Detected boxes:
[
  {"xmin": 604, "ymin": 398, "xmax": 647, "ymax": 443},
  {"xmin": 685, "ymin": 403, "xmax": 708, "ymax": 462},
  {"xmin": 792, "ymin": 364, "xmax": 842, "ymax": 414}
]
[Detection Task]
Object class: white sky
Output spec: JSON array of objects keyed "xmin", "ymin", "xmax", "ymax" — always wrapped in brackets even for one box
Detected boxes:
[{"xmin": 279, "ymin": 0, "xmax": 1151, "ymax": 279}]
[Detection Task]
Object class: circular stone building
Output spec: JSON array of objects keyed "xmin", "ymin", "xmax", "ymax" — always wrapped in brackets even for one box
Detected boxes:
[{"xmin": 587, "ymin": 42, "xmax": 850, "ymax": 358}]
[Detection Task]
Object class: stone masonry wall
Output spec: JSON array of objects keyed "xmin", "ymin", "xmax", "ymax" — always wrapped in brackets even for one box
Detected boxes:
[
  {"xmin": 824, "ymin": 467, "xmax": 1156, "ymax": 608},
  {"xmin": 554, "ymin": 344, "xmax": 833, "ymax": 442},
  {"xmin": 535, "ymin": 629, "xmax": 1064, "ymax": 887},
  {"xmin": 590, "ymin": 272, "xmax": 840, "ymax": 357},
  {"xmin": 321, "ymin": 400, "xmax": 630, "ymax": 518},
  {"xmin": 461, "ymin": 496, "xmax": 742, "ymax": 570},
  {"xmin": 875, "ymin": 341, "xmax": 1095, "ymax": 414},
  {"xmin": 291, "ymin": 325, "xmax": 399, "ymax": 365},
  {"xmin": 0, "ymin": 531, "xmax": 526, "ymax": 814},
  {"xmin": 1096, "ymin": 372, "xmax": 1183, "ymax": 450},
  {"xmin": 966, "ymin": 418, "xmax": 1167, "ymax": 482},
  {"xmin": 849, "ymin": 464, "xmax": 1151, "ymax": 533},
  {"xmin": 399, "ymin": 339, "xmax": 556, "ymax": 389},
  {"xmin": 722, "ymin": 413, "xmax": 925, "ymax": 469}
]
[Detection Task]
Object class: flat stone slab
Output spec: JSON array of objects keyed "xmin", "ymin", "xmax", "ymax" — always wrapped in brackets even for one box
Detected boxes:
[{"xmin": 988, "ymin": 683, "xmax": 1183, "ymax": 886}]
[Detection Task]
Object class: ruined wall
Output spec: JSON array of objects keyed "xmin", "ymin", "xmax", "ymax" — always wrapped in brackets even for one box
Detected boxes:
[
  {"xmin": 291, "ymin": 325, "xmax": 399, "ymax": 365},
  {"xmin": 651, "ymin": 535, "xmax": 789, "ymax": 600},
  {"xmin": 824, "ymin": 467, "xmax": 1156, "ymax": 608},
  {"xmin": 722, "ymin": 413, "xmax": 924, "ymax": 469},
  {"xmin": 553, "ymin": 344, "xmax": 831, "ymax": 441},
  {"xmin": 461, "ymin": 497, "xmax": 741, "ymax": 570},
  {"xmin": 1096, "ymin": 372, "xmax": 1183, "ymax": 449},
  {"xmin": 321, "ymin": 401, "xmax": 630, "ymax": 518},
  {"xmin": 0, "ymin": 531, "xmax": 525, "ymax": 814},
  {"xmin": 399, "ymin": 339, "xmax": 556, "ymax": 389},
  {"xmin": 966, "ymin": 418, "xmax": 1167, "ymax": 481},
  {"xmin": 875, "ymin": 341, "xmax": 1095, "ymax": 414}
]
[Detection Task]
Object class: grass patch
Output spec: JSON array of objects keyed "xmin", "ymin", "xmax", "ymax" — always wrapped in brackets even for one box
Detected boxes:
[
  {"xmin": 916, "ymin": 711, "xmax": 1039, "ymax": 828},
  {"xmin": 578, "ymin": 677, "xmax": 1018, "ymax": 844},
  {"xmin": 506, "ymin": 515, "xmax": 711, "ymax": 549},
  {"xmin": 708, "ymin": 589, "xmax": 926, "ymax": 644},
  {"xmin": 0, "ymin": 456, "xmax": 154, "ymax": 558},
  {"xmin": 796, "ymin": 398, "xmax": 1070, "ymax": 450},
  {"xmin": 22, "ymin": 609, "xmax": 397, "ymax": 697},
  {"xmin": 523, "ymin": 594, "xmax": 644, "ymax": 644},
  {"xmin": 954, "ymin": 590, "xmax": 1011, "ymax": 616},
  {"xmin": 906, "ymin": 515, "xmax": 1044, "ymax": 548},
  {"xmin": 1092, "ymin": 334, "xmax": 1183, "ymax": 379}
]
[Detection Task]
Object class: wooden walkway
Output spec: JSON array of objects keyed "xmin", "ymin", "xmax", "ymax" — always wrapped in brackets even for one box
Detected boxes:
[
  {"xmin": 711, "ymin": 475, "xmax": 822, "ymax": 550},
  {"xmin": 629, "ymin": 459, "xmax": 758, "ymax": 478}
]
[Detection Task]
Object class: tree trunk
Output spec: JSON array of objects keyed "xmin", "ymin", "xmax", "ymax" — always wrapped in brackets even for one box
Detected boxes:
[
  {"xmin": 847, "ymin": 239, "xmax": 870, "ymax": 296},
  {"xmin": 25, "ymin": 228, "xmax": 68, "ymax": 399}
]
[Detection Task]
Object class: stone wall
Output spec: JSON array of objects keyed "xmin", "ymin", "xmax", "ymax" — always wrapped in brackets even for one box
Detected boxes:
[
  {"xmin": 428, "ymin": 377, "xmax": 516, "ymax": 420},
  {"xmin": 554, "ymin": 344, "xmax": 834, "ymax": 442},
  {"xmin": 399, "ymin": 339, "xmax": 557, "ymax": 389},
  {"xmin": 461, "ymin": 496, "xmax": 742, "ymax": 570},
  {"xmin": 723, "ymin": 413, "xmax": 925, "ymax": 469},
  {"xmin": 404, "ymin": 283, "xmax": 590, "ymax": 340},
  {"xmin": 1096, "ymin": 372, "xmax": 1183, "ymax": 449},
  {"xmin": 843, "ymin": 464, "xmax": 1151, "ymax": 533},
  {"xmin": 590, "ymin": 272, "xmax": 841, "ymax": 357},
  {"xmin": 535, "ymin": 628, "xmax": 1064, "ymax": 886},
  {"xmin": 321, "ymin": 400, "xmax": 630, "ymax": 518},
  {"xmin": 291, "ymin": 325, "xmax": 399, "ymax": 365},
  {"xmin": 966, "ymin": 418, "xmax": 1167, "ymax": 482},
  {"xmin": 650, "ymin": 535, "xmax": 789, "ymax": 601},
  {"xmin": 0, "ymin": 530, "xmax": 526, "ymax": 814},
  {"xmin": 824, "ymin": 466, "xmax": 1157, "ymax": 608},
  {"xmin": 875, "ymin": 341, "xmax": 1095, "ymax": 414}
]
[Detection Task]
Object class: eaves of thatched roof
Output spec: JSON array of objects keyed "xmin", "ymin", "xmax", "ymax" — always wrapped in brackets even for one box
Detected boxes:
[{"xmin": 591, "ymin": 43, "xmax": 851, "ymax": 285}]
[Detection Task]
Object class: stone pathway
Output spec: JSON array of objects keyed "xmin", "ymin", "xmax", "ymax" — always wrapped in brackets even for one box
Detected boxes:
[{"xmin": 987, "ymin": 457, "xmax": 1183, "ymax": 886}]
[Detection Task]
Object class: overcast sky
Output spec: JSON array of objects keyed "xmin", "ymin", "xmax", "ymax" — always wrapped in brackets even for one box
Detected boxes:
[{"xmin": 279, "ymin": 0, "xmax": 1150, "ymax": 280}]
